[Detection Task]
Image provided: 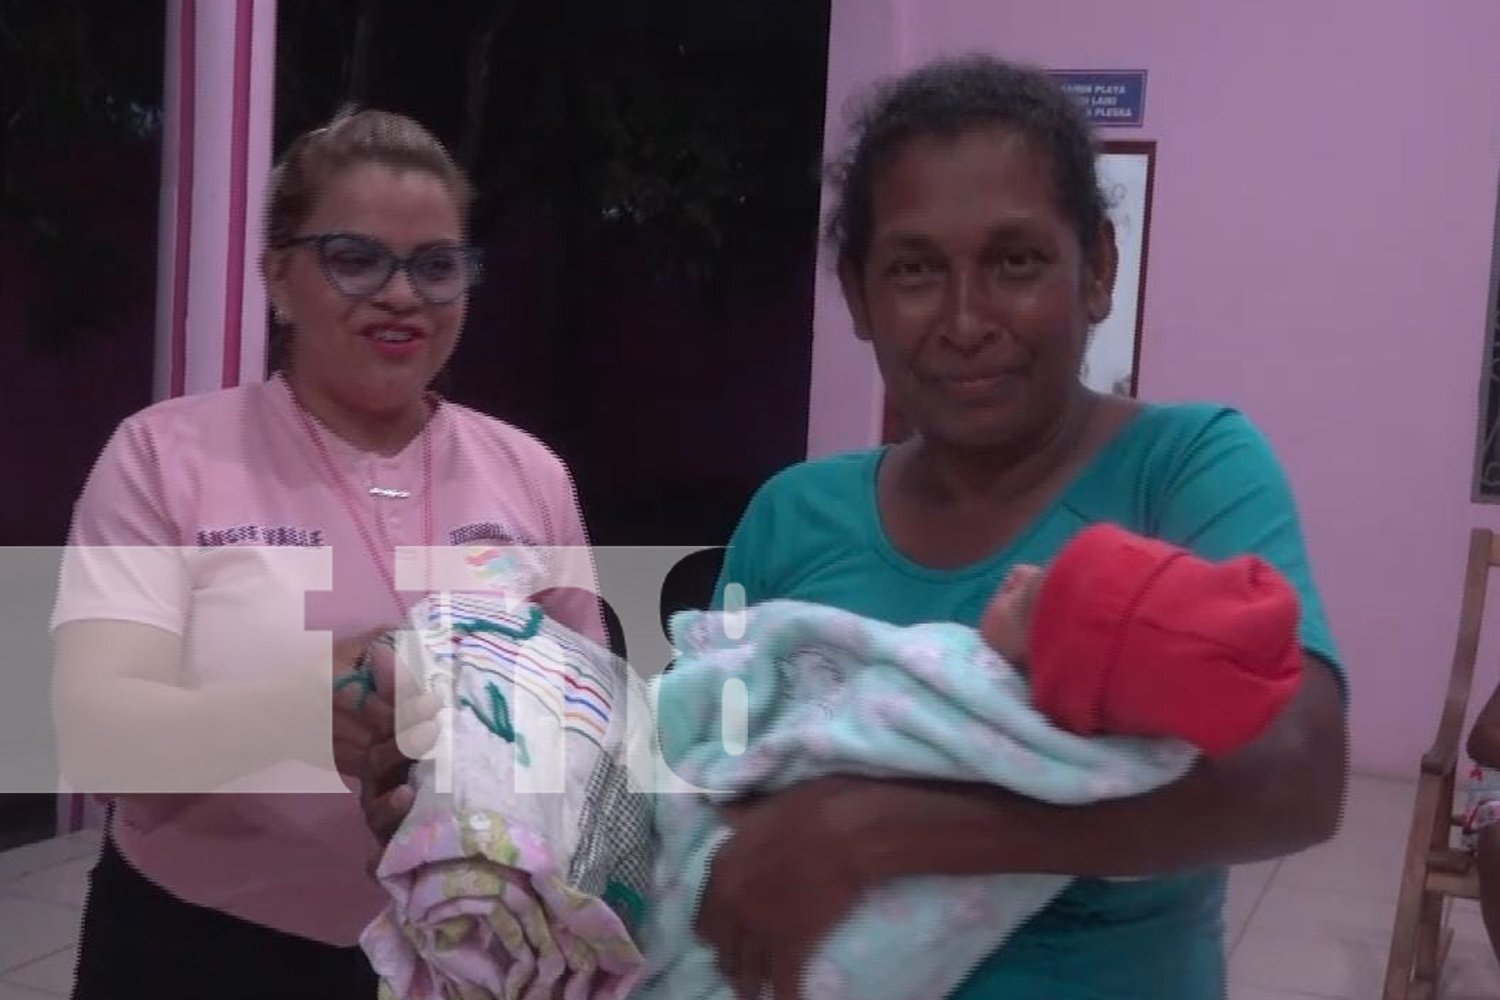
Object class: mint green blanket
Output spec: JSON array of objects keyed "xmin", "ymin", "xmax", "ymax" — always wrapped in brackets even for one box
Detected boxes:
[{"xmin": 638, "ymin": 599, "xmax": 1197, "ymax": 1000}]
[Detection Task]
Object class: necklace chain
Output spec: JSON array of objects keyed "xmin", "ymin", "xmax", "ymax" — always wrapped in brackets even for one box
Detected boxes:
[{"xmin": 286, "ymin": 381, "xmax": 436, "ymax": 621}]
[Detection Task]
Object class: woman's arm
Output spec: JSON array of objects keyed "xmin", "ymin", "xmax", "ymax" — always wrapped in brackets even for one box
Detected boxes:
[
  {"xmin": 848, "ymin": 656, "xmax": 1346, "ymax": 882},
  {"xmin": 695, "ymin": 656, "xmax": 1345, "ymax": 1000},
  {"xmin": 53, "ymin": 619, "xmax": 406, "ymax": 792},
  {"xmin": 534, "ymin": 458, "xmax": 610, "ymax": 649},
  {"xmin": 1470, "ymin": 683, "xmax": 1500, "ymax": 770},
  {"xmin": 50, "ymin": 419, "xmax": 409, "ymax": 793}
]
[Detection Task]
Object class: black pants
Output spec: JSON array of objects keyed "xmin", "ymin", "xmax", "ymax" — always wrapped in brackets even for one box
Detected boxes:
[{"xmin": 70, "ymin": 834, "xmax": 378, "ymax": 1000}]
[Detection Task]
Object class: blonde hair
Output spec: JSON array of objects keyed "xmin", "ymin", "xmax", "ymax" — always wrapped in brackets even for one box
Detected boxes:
[{"xmin": 264, "ymin": 107, "xmax": 474, "ymax": 247}]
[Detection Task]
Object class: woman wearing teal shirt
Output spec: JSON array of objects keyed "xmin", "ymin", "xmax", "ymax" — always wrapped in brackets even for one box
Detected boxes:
[
  {"xmin": 690, "ymin": 56, "xmax": 1350, "ymax": 1000},
  {"xmin": 355, "ymin": 53, "xmax": 1349, "ymax": 1000}
]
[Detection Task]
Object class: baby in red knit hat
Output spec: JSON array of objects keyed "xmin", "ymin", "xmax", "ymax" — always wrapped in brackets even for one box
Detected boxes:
[{"xmin": 978, "ymin": 523, "xmax": 1305, "ymax": 757}]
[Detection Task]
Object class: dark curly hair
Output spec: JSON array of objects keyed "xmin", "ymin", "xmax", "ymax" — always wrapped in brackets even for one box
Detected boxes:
[{"xmin": 825, "ymin": 55, "xmax": 1108, "ymax": 270}]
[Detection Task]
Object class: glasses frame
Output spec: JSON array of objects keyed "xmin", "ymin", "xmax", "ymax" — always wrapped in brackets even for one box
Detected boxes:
[{"xmin": 275, "ymin": 231, "xmax": 483, "ymax": 306}]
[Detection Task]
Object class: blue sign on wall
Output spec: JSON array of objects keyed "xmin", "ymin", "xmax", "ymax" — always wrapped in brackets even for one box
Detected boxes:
[{"xmin": 1050, "ymin": 70, "xmax": 1147, "ymax": 127}]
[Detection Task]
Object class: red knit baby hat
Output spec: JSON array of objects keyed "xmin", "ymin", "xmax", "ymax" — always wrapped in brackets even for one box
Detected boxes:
[{"xmin": 1027, "ymin": 523, "xmax": 1303, "ymax": 756}]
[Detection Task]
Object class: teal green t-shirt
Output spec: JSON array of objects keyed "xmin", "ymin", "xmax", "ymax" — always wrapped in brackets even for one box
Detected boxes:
[{"xmin": 710, "ymin": 402, "xmax": 1345, "ymax": 1000}]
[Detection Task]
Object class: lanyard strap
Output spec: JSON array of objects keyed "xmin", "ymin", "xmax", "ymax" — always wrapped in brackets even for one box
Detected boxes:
[{"xmin": 289, "ymin": 391, "xmax": 436, "ymax": 622}]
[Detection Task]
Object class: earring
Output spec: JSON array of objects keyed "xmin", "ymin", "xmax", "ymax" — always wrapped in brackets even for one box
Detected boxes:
[{"xmin": 273, "ymin": 306, "xmax": 289, "ymax": 326}]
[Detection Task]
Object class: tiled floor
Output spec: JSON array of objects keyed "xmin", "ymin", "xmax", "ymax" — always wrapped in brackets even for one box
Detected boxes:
[
  {"xmin": 0, "ymin": 827, "xmax": 98, "ymax": 999},
  {"xmin": 0, "ymin": 775, "xmax": 1496, "ymax": 998}
]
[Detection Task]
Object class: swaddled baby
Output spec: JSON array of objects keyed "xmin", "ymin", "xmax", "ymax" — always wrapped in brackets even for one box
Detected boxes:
[
  {"xmin": 360, "ymin": 593, "xmax": 655, "ymax": 1000},
  {"xmin": 638, "ymin": 523, "xmax": 1307, "ymax": 1000},
  {"xmin": 980, "ymin": 522, "xmax": 1305, "ymax": 755}
]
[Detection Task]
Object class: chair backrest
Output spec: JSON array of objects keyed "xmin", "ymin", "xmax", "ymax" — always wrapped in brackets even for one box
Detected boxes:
[{"xmin": 1424, "ymin": 528, "xmax": 1500, "ymax": 776}]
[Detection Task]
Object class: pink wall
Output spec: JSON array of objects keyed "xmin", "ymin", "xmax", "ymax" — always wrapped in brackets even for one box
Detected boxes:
[
  {"xmin": 809, "ymin": 0, "xmax": 1500, "ymax": 776},
  {"xmin": 805, "ymin": 0, "xmax": 905, "ymax": 456}
]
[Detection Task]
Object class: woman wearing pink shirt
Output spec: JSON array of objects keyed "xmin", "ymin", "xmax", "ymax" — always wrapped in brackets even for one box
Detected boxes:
[{"xmin": 51, "ymin": 109, "xmax": 602, "ymax": 999}]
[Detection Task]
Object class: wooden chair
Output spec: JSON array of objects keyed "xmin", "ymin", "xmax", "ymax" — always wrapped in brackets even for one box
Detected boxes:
[{"xmin": 1382, "ymin": 527, "xmax": 1495, "ymax": 1000}]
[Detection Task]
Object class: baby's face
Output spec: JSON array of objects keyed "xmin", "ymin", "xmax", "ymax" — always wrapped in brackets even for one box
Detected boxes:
[{"xmin": 979, "ymin": 564, "xmax": 1045, "ymax": 667}]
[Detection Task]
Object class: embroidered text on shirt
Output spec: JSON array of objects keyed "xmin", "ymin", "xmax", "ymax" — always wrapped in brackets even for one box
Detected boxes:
[{"xmin": 197, "ymin": 525, "xmax": 325, "ymax": 548}]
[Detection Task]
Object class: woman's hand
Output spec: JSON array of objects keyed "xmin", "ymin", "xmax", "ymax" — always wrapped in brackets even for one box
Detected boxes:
[
  {"xmin": 694, "ymin": 776, "xmax": 880, "ymax": 1000},
  {"xmin": 346, "ymin": 633, "xmax": 442, "ymax": 850},
  {"xmin": 327, "ymin": 629, "xmax": 397, "ymax": 777},
  {"xmin": 359, "ymin": 712, "xmax": 438, "ymax": 848}
]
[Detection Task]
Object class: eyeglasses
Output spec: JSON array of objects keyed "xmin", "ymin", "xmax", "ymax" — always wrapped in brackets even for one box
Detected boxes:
[{"xmin": 276, "ymin": 232, "xmax": 482, "ymax": 305}]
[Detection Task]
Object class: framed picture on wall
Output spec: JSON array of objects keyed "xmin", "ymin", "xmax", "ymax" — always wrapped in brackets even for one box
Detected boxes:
[
  {"xmin": 880, "ymin": 140, "xmax": 1157, "ymax": 443},
  {"xmin": 1086, "ymin": 140, "xmax": 1156, "ymax": 398}
]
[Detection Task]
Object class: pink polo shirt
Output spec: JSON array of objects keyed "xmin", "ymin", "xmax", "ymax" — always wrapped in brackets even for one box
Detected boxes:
[{"xmin": 51, "ymin": 374, "xmax": 605, "ymax": 945}]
